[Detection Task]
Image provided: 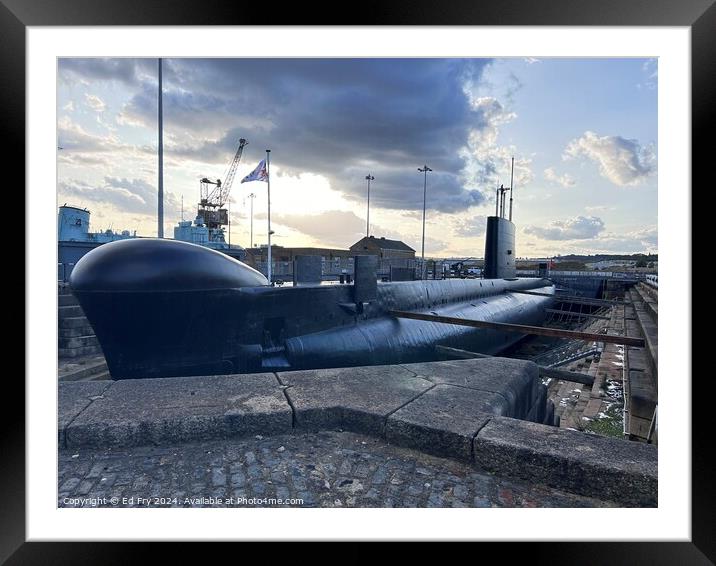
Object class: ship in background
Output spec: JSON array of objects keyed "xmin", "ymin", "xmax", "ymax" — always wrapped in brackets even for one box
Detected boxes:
[{"xmin": 57, "ymin": 204, "xmax": 136, "ymax": 269}]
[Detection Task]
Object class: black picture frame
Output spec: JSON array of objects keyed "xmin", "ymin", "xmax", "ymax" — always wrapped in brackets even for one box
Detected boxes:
[{"xmin": 7, "ymin": 0, "xmax": 707, "ymax": 561}]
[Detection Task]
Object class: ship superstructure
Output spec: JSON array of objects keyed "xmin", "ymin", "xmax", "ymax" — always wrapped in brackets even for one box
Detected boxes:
[{"xmin": 58, "ymin": 205, "xmax": 136, "ymax": 268}]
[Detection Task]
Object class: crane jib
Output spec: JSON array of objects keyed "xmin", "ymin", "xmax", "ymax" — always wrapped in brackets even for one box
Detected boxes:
[
  {"xmin": 197, "ymin": 138, "xmax": 248, "ymax": 233},
  {"xmin": 220, "ymin": 138, "xmax": 248, "ymax": 206}
]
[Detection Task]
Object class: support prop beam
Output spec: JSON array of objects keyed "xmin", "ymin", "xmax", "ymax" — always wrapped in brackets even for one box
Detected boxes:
[
  {"xmin": 388, "ymin": 309, "xmax": 645, "ymax": 348},
  {"xmin": 435, "ymin": 345, "xmax": 596, "ymax": 386}
]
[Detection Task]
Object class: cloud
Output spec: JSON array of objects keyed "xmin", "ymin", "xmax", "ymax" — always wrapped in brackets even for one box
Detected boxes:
[
  {"xmin": 271, "ymin": 210, "xmax": 366, "ymax": 248},
  {"xmin": 73, "ymin": 58, "xmax": 496, "ymax": 214},
  {"xmin": 59, "ymin": 58, "xmax": 157, "ymax": 86},
  {"xmin": 58, "ymin": 176, "xmax": 181, "ymax": 218},
  {"xmin": 466, "ymin": 60, "xmax": 523, "ymax": 106},
  {"xmin": 466, "ymin": 97, "xmax": 516, "ymax": 149},
  {"xmin": 599, "ymin": 226, "xmax": 657, "ymax": 250},
  {"xmin": 454, "ymin": 215, "xmax": 487, "ymax": 237},
  {"xmin": 460, "ymin": 97, "xmax": 533, "ymax": 192},
  {"xmin": 57, "ymin": 116, "xmax": 121, "ymax": 153},
  {"xmin": 543, "ymin": 167, "xmax": 575, "ymax": 187},
  {"xmin": 56, "ymin": 115, "xmax": 156, "ymax": 172},
  {"xmin": 564, "ymin": 131, "xmax": 655, "ymax": 186},
  {"xmin": 629, "ymin": 226, "xmax": 657, "ymax": 246},
  {"xmin": 569, "ymin": 226, "xmax": 658, "ymax": 254},
  {"xmin": 84, "ymin": 93, "xmax": 106, "ymax": 112},
  {"xmin": 524, "ymin": 215, "xmax": 605, "ymax": 240},
  {"xmin": 524, "ymin": 57, "xmax": 541, "ymax": 65},
  {"xmin": 638, "ymin": 59, "xmax": 658, "ymax": 90}
]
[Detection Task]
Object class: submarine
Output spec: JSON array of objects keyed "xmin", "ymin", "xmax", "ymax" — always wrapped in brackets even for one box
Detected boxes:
[{"xmin": 69, "ymin": 203, "xmax": 555, "ymax": 379}]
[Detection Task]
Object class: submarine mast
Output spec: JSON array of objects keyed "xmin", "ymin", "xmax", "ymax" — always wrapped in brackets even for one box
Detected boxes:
[{"xmin": 484, "ymin": 157, "xmax": 517, "ymax": 279}]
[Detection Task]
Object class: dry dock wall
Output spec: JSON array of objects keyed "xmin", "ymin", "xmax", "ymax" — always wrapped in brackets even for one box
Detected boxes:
[{"xmin": 58, "ymin": 358, "xmax": 656, "ymax": 506}]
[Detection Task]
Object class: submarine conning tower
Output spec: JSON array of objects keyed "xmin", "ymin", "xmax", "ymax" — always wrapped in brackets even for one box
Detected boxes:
[
  {"xmin": 484, "ymin": 169, "xmax": 517, "ymax": 279},
  {"xmin": 483, "ymin": 216, "xmax": 516, "ymax": 279}
]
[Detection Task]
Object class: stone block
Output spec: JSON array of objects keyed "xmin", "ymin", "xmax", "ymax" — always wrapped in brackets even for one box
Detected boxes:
[
  {"xmin": 58, "ymin": 381, "xmax": 113, "ymax": 447},
  {"xmin": 401, "ymin": 357, "xmax": 540, "ymax": 419},
  {"xmin": 385, "ymin": 385, "xmax": 495, "ymax": 460},
  {"xmin": 280, "ymin": 364, "xmax": 432, "ymax": 435},
  {"xmin": 473, "ymin": 416, "xmax": 657, "ymax": 506},
  {"xmin": 65, "ymin": 373, "xmax": 291, "ymax": 448}
]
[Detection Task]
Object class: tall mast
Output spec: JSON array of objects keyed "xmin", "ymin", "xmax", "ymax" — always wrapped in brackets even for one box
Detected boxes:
[
  {"xmin": 157, "ymin": 58, "xmax": 164, "ymax": 238},
  {"xmin": 509, "ymin": 156, "xmax": 515, "ymax": 221}
]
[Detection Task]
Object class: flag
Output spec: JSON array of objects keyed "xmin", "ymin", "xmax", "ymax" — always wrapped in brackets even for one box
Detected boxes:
[{"xmin": 241, "ymin": 160, "xmax": 269, "ymax": 183}]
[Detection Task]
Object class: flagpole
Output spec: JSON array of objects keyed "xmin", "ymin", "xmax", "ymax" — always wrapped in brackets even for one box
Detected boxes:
[
  {"xmin": 266, "ymin": 149, "xmax": 272, "ymax": 284},
  {"xmin": 365, "ymin": 174, "xmax": 374, "ymax": 238},
  {"xmin": 248, "ymin": 193, "xmax": 255, "ymax": 249}
]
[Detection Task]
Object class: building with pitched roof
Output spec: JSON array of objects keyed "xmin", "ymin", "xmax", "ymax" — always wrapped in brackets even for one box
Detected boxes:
[{"xmin": 349, "ymin": 236, "xmax": 416, "ymax": 260}]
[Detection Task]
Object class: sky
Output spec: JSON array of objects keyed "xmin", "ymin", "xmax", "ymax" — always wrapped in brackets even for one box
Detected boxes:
[{"xmin": 57, "ymin": 57, "xmax": 658, "ymax": 258}]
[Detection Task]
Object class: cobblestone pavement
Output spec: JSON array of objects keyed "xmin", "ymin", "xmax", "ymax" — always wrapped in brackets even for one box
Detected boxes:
[{"xmin": 58, "ymin": 431, "xmax": 618, "ymax": 508}]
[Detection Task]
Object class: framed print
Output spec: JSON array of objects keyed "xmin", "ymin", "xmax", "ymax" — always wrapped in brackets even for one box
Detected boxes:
[{"xmin": 7, "ymin": 0, "xmax": 710, "ymax": 560}]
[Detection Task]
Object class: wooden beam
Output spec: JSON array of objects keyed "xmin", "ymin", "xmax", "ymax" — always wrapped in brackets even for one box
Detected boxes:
[
  {"xmin": 512, "ymin": 289, "xmax": 626, "ymax": 307},
  {"xmin": 545, "ymin": 308, "xmax": 610, "ymax": 320},
  {"xmin": 435, "ymin": 345, "xmax": 595, "ymax": 386},
  {"xmin": 389, "ymin": 309, "xmax": 645, "ymax": 348}
]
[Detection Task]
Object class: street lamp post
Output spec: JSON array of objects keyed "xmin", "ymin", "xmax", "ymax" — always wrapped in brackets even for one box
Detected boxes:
[
  {"xmin": 266, "ymin": 149, "xmax": 272, "ymax": 285},
  {"xmin": 365, "ymin": 174, "xmax": 374, "ymax": 238},
  {"xmin": 418, "ymin": 165, "xmax": 432, "ymax": 279}
]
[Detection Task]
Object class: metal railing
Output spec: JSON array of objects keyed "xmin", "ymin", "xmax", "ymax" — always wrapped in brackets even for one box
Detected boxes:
[
  {"xmin": 517, "ymin": 269, "xmax": 654, "ymax": 280},
  {"xmin": 254, "ymin": 257, "xmax": 426, "ymax": 281}
]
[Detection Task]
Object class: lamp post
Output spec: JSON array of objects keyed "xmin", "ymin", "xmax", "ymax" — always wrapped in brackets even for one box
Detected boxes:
[
  {"xmin": 418, "ymin": 165, "xmax": 432, "ymax": 279},
  {"xmin": 266, "ymin": 149, "xmax": 272, "ymax": 284},
  {"xmin": 365, "ymin": 174, "xmax": 374, "ymax": 238}
]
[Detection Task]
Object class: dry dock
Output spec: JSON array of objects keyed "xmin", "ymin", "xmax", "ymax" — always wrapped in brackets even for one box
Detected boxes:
[{"xmin": 57, "ymin": 279, "xmax": 658, "ymax": 508}]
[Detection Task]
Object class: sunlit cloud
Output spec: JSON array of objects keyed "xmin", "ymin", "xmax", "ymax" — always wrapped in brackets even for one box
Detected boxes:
[{"xmin": 564, "ymin": 131, "xmax": 655, "ymax": 186}]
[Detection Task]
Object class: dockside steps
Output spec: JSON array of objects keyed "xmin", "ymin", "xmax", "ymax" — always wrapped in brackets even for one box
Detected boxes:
[{"xmin": 58, "ymin": 285, "xmax": 108, "ymax": 380}]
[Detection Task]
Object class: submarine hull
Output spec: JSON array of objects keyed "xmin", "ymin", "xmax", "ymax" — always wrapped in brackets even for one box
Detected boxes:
[
  {"xmin": 284, "ymin": 284, "xmax": 552, "ymax": 370},
  {"xmin": 70, "ymin": 239, "xmax": 555, "ymax": 379}
]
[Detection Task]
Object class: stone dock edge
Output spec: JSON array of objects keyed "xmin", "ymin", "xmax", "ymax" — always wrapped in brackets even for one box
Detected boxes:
[{"xmin": 58, "ymin": 359, "xmax": 657, "ymax": 506}]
